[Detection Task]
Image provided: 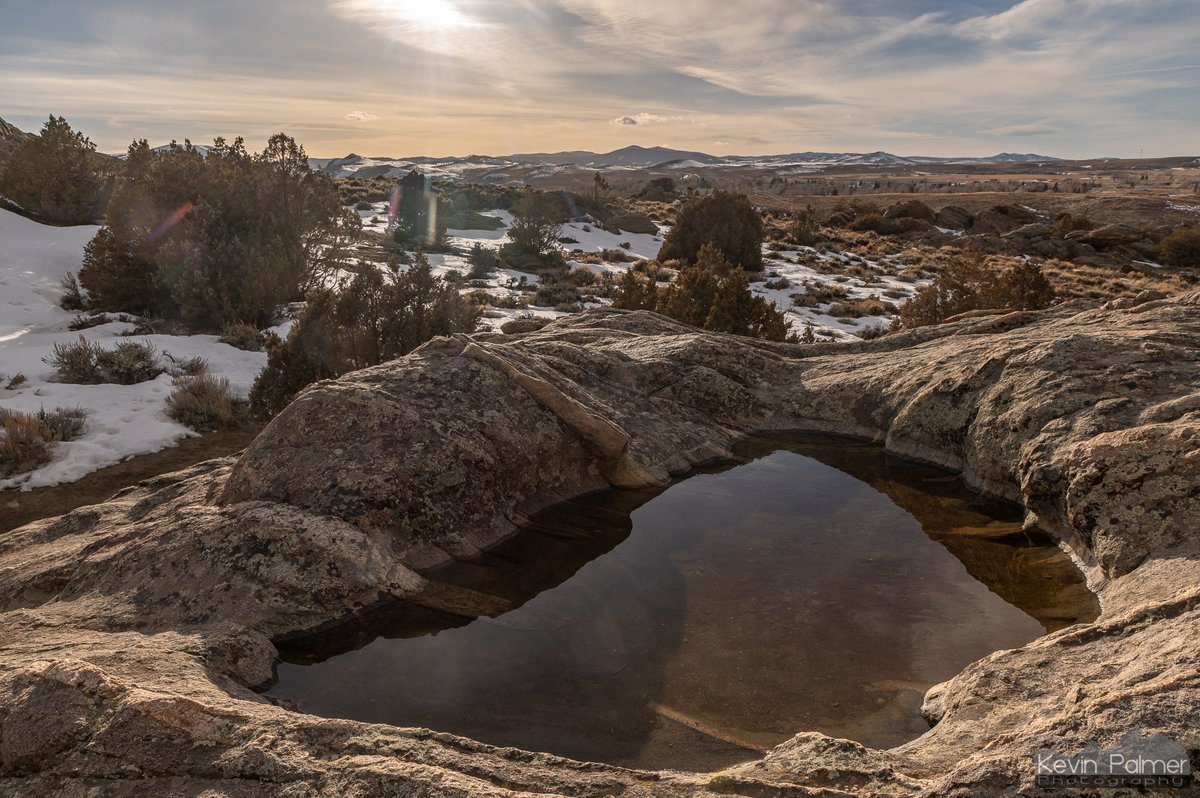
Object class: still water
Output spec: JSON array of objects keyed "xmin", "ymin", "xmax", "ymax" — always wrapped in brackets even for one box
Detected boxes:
[{"xmin": 267, "ymin": 435, "xmax": 1097, "ymax": 772}]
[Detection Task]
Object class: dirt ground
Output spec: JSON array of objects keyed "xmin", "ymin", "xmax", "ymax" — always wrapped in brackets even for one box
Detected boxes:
[{"xmin": 0, "ymin": 429, "xmax": 260, "ymax": 534}]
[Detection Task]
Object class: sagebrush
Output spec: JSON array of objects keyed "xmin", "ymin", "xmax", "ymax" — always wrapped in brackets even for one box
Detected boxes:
[
  {"xmin": 166, "ymin": 374, "xmax": 248, "ymax": 431},
  {"xmin": 0, "ymin": 406, "xmax": 87, "ymax": 478},
  {"xmin": 44, "ymin": 337, "xmax": 164, "ymax": 384},
  {"xmin": 899, "ymin": 252, "xmax": 1055, "ymax": 328}
]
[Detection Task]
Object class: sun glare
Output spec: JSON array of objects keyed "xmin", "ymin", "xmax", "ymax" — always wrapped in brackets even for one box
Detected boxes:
[{"xmin": 380, "ymin": 0, "xmax": 473, "ymax": 29}]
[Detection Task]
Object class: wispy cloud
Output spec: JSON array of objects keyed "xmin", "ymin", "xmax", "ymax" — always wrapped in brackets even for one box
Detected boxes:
[
  {"xmin": 0, "ymin": 0, "xmax": 1197, "ymax": 157},
  {"xmin": 609, "ymin": 113, "xmax": 695, "ymax": 126},
  {"xmin": 989, "ymin": 122, "xmax": 1064, "ymax": 137}
]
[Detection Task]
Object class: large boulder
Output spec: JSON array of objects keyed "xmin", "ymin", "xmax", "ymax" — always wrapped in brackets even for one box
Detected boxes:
[
  {"xmin": 2, "ymin": 297, "xmax": 1200, "ymax": 796},
  {"xmin": 604, "ymin": 212, "xmax": 659, "ymax": 235},
  {"xmin": 970, "ymin": 205, "xmax": 1040, "ymax": 235},
  {"xmin": 884, "ymin": 200, "xmax": 935, "ymax": 222},
  {"xmin": 1067, "ymin": 223, "xmax": 1145, "ymax": 249},
  {"xmin": 499, "ymin": 316, "xmax": 552, "ymax": 335},
  {"xmin": 825, "ymin": 206, "xmax": 860, "ymax": 227},
  {"xmin": 635, "ymin": 177, "xmax": 677, "ymax": 202},
  {"xmin": 1002, "ymin": 223, "xmax": 1077, "ymax": 259},
  {"xmin": 934, "ymin": 205, "xmax": 974, "ymax": 230}
]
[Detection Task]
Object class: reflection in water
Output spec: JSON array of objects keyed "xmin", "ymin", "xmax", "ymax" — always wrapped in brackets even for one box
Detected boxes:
[{"xmin": 268, "ymin": 435, "xmax": 1098, "ymax": 772}]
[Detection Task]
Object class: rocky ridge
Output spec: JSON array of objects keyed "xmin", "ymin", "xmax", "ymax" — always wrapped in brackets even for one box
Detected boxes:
[{"xmin": 1, "ymin": 294, "xmax": 1198, "ymax": 796}]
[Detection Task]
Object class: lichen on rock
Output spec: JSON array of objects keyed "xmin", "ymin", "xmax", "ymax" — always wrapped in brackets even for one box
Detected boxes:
[{"xmin": 2, "ymin": 295, "xmax": 1198, "ymax": 796}]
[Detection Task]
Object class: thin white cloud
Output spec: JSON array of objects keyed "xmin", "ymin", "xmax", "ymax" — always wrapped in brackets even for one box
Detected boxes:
[
  {"xmin": 954, "ymin": 0, "xmax": 1129, "ymax": 43},
  {"xmin": 1, "ymin": 0, "xmax": 1197, "ymax": 157},
  {"xmin": 989, "ymin": 122, "xmax": 1063, "ymax": 137},
  {"xmin": 609, "ymin": 113, "xmax": 685, "ymax": 126}
]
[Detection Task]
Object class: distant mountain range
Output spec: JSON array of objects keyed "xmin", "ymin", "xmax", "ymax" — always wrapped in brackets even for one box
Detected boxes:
[{"xmin": 309, "ymin": 144, "xmax": 1064, "ymax": 180}]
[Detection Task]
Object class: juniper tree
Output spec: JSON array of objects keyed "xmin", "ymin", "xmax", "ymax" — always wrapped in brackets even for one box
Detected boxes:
[
  {"xmin": 649, "ymin": 244, "xmax": 793, "ymax": 342},
  {"xmin": 249, "ymin": 253, "xmax": 479, "ymax": 417},
  {"xmin": 899, "ymin": 251, "xmax": 1054, "ymax": 328},
  {"xmin": 610, "ymin": 269, "xmax": 660, "ymax": 311},
  {"xmin": 0, "ymin": 116, "xmax": 109, "ymax": 225},
  {"xmin": 80, "ymin": 134, "xmax": 354, "ymax": 328},
  {"xmin": 658, "ymin": 190, "xmax": 764, "ymax": 272}
]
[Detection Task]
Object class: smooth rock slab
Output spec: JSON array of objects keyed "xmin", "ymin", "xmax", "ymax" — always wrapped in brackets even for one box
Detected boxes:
[{"xmin": 2, "ymin": 296, "xmax": 1199, "ymax": 796}]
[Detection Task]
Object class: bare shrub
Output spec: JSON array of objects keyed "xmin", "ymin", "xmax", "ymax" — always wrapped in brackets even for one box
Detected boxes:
[
  {"xmin": 790, "ymin": 281, "xmax": 851, "ymax": 308},
  {"xmin": 1159, "ymin": 226, "xmax": 1200, "ymax": 267},
  {"xmin": 600, "ymin": 248, "xmax": 633, "ymax": 263},
  {"xmin": 166, "ymin": 374, "xmax": 248, "ymax": 431},
  {"xmin": 44, "ymin": 337, "xmax": 164, "ymax": 384},
  {"xmin": 858, "ymin": 324, "xmax": 888, "ymax": 340},
  {"xmin": 175, "ymin": 356, "xmax": 209, "ymax": 377},
  {"xmin": 534, "ymin": 280, "xmax": 582, "ymax": 309},
  {"xmin": 0, "ymin": 406, "xmax": 87, "ymax": 477},
  {"xmin": 828, "ymin": 297, "xmax": 887, "ymax": 318},
  {"xmin": 219, "ymin": 322, "xmax": 263, "ymax": 352},
  {"xmin": 97, "ymin": 340, "xmax": 163, "ymax": 384}
]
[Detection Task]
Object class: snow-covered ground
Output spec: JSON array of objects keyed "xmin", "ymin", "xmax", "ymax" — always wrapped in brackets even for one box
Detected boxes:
[
  {"xmin": 0, "ymin": 197, "xmax": 925, "ymax": 489},
  {"xmin": 754, "ymin": 248, "xmax": 924, "ymax": 341},
  {"xmin": 0, "ymin": 208, "xmax": 266, "ymax": 490},
  {"xmin": 358, "ymin": 201, "xmax": 923, "ymax": 340},
  {"xmin": 355, "ymin": 205, "xmax": 670, "ymax": 332}
]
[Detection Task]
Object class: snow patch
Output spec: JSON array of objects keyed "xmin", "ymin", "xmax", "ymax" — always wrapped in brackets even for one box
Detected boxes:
[{"xmin": 0, "ymin": 209, "xmax": 267, "ymax": 490}]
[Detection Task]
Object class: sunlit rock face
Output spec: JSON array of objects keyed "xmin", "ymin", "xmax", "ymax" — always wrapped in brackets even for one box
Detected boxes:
[{"xmin": 1, "ymin": 294, "xmax": 1198, "ymax": 797}]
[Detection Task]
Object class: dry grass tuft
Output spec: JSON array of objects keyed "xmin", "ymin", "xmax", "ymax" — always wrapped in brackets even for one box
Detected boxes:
[
  {"xmin": 0, "ymin": 406, "xmax": 87, "ymax": 478},
  {"xmin": 44, "ymin": 337, "xmax": 164, "ymax": 385},
  {"xmin": 218, "ymin": 322, "xmax": 263, "ymax": 352},
  {"xmin": 166, "ymin": 374, "xmax": 249, "ymax": 432}
]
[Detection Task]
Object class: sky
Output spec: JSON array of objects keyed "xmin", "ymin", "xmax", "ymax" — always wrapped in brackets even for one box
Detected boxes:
[{"xmin": 0, "ymin": 0, "xmax": 1197, "ymax": 158}]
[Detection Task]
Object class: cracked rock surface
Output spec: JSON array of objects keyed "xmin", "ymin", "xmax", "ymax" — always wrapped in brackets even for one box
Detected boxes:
[{"xmin": 2, "ymin": 295, "xmax": 1198, "ymax": 797}]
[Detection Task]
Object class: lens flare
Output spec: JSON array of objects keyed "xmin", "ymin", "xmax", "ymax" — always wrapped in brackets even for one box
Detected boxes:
[{"xmin": 148, "ymin": 201, "xmax": 195, "ymax": 244}]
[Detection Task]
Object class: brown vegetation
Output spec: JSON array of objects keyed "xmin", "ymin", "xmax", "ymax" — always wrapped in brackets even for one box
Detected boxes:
[
  {"xmin": 613, "ymin": 244, "xmax": 792, "ymax": 341},
  {"xmin": 900, "ymin": 251, "xmax": 1055, "ymax": 328},
  {"xmin": 0, "ymin": 406, "xmax": 87, "ymax": 478},
  {"xmin": 658, "ymin": 191, "xmax": 764, "ymax": 272},
  {"xmin": 167, "ymin": 374, "xmax": 250, "ymax": 432},
  {"xmin": 43, "ymin": 337, "xmax": 164, "ymax": 385},
  {"xmin": 249, "ymin": 255, "xmax": 479, "ymax": 417}
]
